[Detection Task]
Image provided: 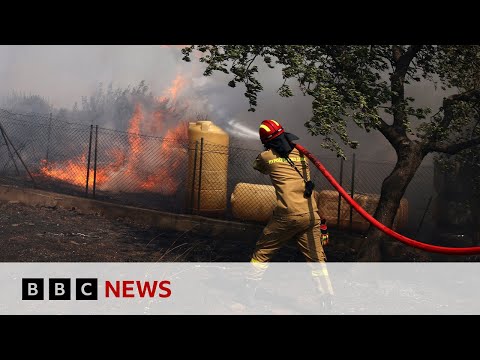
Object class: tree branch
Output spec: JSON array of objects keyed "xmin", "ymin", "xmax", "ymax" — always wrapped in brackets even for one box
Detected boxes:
[
  {"xmin": 376, "ymin": 118, "xmax": 405, "ymax": 147},
  {"xmin": 394, "ymin": 45, "xmax": 423, "ymax": 77},
  {"xmin": 390, "ymin": 45, "xmax": 423, "ymax": 136},
  {"xmin": 472, "ymin": 112, "xmax": 480, "ymax": 137},
  {"xmin": 426, "ymin": 90, "xmax": 480, "ymax": 150},
  {"xmin": 430, "ymin": 137, "xmax": 480, "ymax": 155},
  {"xmin": 448, "ymin": 88, "xmax": 480, "ymax": 103},
  {"xmin": 404, "ymin": 45, "xmax": 423, "ymax": 61},
  {"xmin": 246, "ymin": 52, "xmax": 259, "ymax": 71},
  {"xmin": 437, "ymin": 89, "xmax": 480, "ymax": 131},
  {"xmin": 243, "ymin": 53, "xmax": 260, "ymax": 85},
  {"xmin": 392, "ymin": 46, "xmax": 402, "ymax": 62}
]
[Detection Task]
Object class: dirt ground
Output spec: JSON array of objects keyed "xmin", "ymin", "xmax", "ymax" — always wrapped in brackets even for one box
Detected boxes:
[
  {"xmin": 2, "ymin": 199, "xmax": 474, "ymax": 262},
  {"xmin": 0, "ymin": 200, "xmax": 363, "ymax": 262},
  {"xmin": 0, "ymin": 200, "xmax": 244, "ymax": 262}
]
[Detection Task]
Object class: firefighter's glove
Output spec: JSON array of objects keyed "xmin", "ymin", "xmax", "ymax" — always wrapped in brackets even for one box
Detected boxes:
[
  {"xmin": 320, "ymin": 218, "xmax": 329, "ymax": 246},
  {"xmin": 304, "ymin": 180, "xmax": 315, "ymax": 198}
]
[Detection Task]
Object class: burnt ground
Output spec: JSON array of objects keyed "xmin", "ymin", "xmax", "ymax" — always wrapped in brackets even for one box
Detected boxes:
[
  {"xmin": 0, "ymin": 200, "xmax": 251, "ymax": 262},
  {"xmin": 0, "ymin": 200, "xmax": 359, "ymax": 262},
  {"xmin": 0, "ymin": 200, "xmax": 476, "ymax": 262}
]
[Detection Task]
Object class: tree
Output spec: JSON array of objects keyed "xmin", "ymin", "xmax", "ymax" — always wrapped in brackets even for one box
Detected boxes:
[
  {"xmin": 435, "ymin": 57, "xmax": 480, "ymax": 242},
  {"xmin": 181, "ymin": 45, "xmax": 480, "ymax": 260},
  {"xmin": 1, "ymin": 92, "xmax": 53, "ymax": 114}
]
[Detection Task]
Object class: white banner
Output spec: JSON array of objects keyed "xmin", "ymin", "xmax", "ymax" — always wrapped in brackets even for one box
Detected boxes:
[{"xmin": 1, "ymin": 262, "xmax": 479, "ymax": 315}]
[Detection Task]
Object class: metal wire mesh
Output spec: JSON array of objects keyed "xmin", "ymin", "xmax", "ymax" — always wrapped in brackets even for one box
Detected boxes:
[
  {"xmin": 92, "ymin": 127, "xmax": 190, "ymax": 213},
  {"xmin": 0, "ymin": 109, "xmax": 91, "ymax": 196},
  {"xmin": 204, "ymin": 144, "xmax": 435, "ymax": 238},
  {"xmin": 0, "ymin": 109, "xmax": 436, "ymax": 238}
]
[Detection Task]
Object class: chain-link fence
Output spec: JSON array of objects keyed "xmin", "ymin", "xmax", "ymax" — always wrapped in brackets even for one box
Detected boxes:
[
  {"xmin": 0, "ymin": 109, "xmax": 191, "ymax": 214},
  {"xmin": 224, "ymin": 146, "xmax": 435, "ymax": 239},
  {"xmin": 0, "ymin": 109, "xmax": 435, "ymax": 239}
]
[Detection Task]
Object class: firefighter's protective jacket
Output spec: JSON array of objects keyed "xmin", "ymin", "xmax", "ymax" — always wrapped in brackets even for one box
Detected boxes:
[{"xmin": 253, "ymin": 148, "xmax": 318, "ymax": 217}]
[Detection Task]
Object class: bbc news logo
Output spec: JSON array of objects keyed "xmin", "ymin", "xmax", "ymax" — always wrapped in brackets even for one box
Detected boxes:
[
  {"xmin": 22, "ymin": 278, "xmax": 98, "ymax": 300},
  {"xmin": 22, "ymin": 278, "xmax": 171, "ymax": 300}
]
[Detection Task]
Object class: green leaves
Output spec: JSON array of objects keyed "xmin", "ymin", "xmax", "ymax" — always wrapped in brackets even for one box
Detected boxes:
[
  {"xmin": 181, "ymin": 45, "xmax": 480, "ymax": 160},
  {"xmin": 278, "ymin": 83, "xmax": 293, "ymax": 98}
]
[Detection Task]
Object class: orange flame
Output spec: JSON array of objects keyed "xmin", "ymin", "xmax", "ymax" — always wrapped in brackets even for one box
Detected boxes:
[
  {"xmin": 139, "ymin": 122, "xmax": 188, "ymax": 191},
  {"xmin": 165, "ymin": 75, "xmax": 186, "ymax": 101},
  {"xmin": 129, "ymin": 103, "xmax": 143, "ymax": 152},
  {"xmin": 37, "ymin": 78, "xmax": 190, "ymax": 196},
  {"xmin": 157, "ymin": 74, "xmax": 186, "ymax": 103},
  {"xmin": 39, "ymin": 157, "xmax": 110, "ymax": 188},
  {"xmin": 125, "ymin": 103, "xmax": 143, "ymax": 179}
]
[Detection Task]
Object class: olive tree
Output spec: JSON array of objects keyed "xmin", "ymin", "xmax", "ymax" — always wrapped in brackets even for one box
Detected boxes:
[{"xmin": 182, "ymin": 45, "xmax": 480, "ymax": 260}]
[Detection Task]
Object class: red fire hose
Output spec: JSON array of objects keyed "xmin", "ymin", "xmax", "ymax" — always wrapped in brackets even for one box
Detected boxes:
[{"xmin": 295, "ymin": 143, "xmax": 480, "ymax": 255}]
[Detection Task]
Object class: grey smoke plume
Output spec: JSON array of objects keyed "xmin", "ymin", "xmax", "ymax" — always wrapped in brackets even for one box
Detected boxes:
[
  {"xmin": 225, "ymin": 119, "xmax": 258, "ymax": 140},
  {"xmin": 0, "ymin": 45, "xmax": 448, "ymax": 163}
]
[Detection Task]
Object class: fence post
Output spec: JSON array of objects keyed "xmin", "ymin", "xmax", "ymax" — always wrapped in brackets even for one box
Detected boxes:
[
  {"xmin": 0, "ymin": 121, "xmax": 35, "ymax": 185},
  {"xmin": 45, "ymin": 113, "xmax": 52, "ymax": 166},
  {"xmin": 197, "ymin": 137, "xmax": 204, "ymax": 213},
  {"xmin": 190, "ymin": 140, "xmax": 198, "ymax": 213},
  {"xmin": 337, "ymin": 157, "xmax": 344, "ymax": 228},
  {"xmin": 0, "ymin": 124, "xmax": 20, "ymax": 175},
  {"xmin": 93, "ymin": 125, "xmax": 98, "ymax": 198},
  {"xmin": 349, "ymin": 153, "xmax": 356, "ymax": 233},
  {"xmin": 85, "ymin": 124, "xmax": 93, "ymax": 197},
  {"xmin": 416, "ymin": 195, "xmax": 433, "ymax": 236}
]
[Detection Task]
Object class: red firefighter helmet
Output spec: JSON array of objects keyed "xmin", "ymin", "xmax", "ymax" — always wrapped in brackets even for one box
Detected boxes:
[{"xmin": 259, "ymin": 119, "xmax": 285, "ymax": 144}]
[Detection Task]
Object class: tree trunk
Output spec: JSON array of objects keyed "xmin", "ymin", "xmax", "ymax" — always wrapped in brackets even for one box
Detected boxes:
[{"xmin": 358, "ymin": 142, "xmax": 426, "ymax": 261}]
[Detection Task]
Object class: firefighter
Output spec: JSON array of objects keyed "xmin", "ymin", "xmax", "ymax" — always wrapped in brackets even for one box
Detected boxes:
[{"xmin": 245, "ymin": 119, "xmax": 334, "ymax": 308}]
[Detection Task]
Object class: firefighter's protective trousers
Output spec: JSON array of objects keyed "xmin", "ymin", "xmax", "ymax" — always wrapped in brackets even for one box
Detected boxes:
[{"xmin": 251, "ymin": 212, "xmax": 326, "ymax": 263}]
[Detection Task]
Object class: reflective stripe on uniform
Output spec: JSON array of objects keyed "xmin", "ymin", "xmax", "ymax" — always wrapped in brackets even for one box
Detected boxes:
[
  {"xmin": 310, "ymin": 263, "xmax": 334, "ymax": 295},
  {"xmin": 312, "ymin": 263, "xmax": 328, "ymax": 277},
  {"xmin": 311, "ymin": 267, "xmax": 330, "ymax": 277},
  {"xmin": 250, "ymin": 258, "xmax": 269, "ymax": 269},
  {"xmin": 268, "ymin": 157, "xmax": 306, "ymax": 164},
  {"xmin": 247, "ymin": 258, "xmax": 269, "ymax": 281}
]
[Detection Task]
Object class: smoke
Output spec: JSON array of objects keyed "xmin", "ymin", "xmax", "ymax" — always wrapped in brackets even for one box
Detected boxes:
[
  {"xmin": 0, "ymin": 45, "xmax": 182, "ymax": 110},
  {"xmin": 0, "ymin": 45, "xmax": 449, "ymax": 163},
  {"xmin": 225, "ymin": 119, "xmax": 258, "ymax": 140}
]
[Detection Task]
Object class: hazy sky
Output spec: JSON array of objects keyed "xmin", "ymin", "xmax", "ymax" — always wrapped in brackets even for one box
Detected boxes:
[{"xmin": 0, "ymin": 45, "xmax": 448, "ymax": 163}]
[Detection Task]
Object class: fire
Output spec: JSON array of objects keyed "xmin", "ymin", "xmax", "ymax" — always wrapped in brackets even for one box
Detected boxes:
[
  {"xmin": 129, "ymin": 104, "xmax": 143, "ymax": 152},
  {"xmin": 164, "ymin": 75, "xmax": 186, "ymax": 101},
  {"xmin": 39, "ymin": 157, "xmax": 111, "ymax": 188},
  {"xmin": 37, "ymin": 77, "xmax": 191, "ymax": 196},
  {"xmin": 39, "ymin": 157, "xmax": 88, "ymax": 188},
  {"xmin": 151, "ymin": 109, "xmax": 164, "ymax": 135},
  {"xmin": 139, "ymin": 122, "xmax": 188, "ymax": 191},
  {"xmin": 157, "ymin": 74, "xmax": 186, "ymax": 103},
  {"xmin": 126, "ymin": 104, "xmax": 143, "ymax": 178}
]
